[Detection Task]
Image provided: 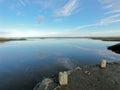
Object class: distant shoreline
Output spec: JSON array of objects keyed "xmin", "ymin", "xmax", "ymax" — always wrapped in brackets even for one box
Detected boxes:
[
  {"xmin": 0, "ymin": 38, "xmax": 26, "ymax": 43},
  {"xmin": 0, "ymin": 37, "xmax": 120, "ymax": 42},
  {"xmin": 89, "ymin": 37, "xmax": 120, "ymax": 41},
  {"xmin": 27, "ymin": 36, "xmax": 120, "ymax": 41}
]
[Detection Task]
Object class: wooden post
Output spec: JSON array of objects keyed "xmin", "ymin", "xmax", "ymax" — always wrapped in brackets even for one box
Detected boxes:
[
  {"xmin": 59, "ymin": 71, "xmax": 68, "ymax": 86},
  {"xmin": 101, "ymin": 60, "xmax": 107, "ymax": 68}
]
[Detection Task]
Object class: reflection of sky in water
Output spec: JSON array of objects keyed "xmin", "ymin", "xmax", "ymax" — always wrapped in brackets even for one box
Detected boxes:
[{"xmin": 0, "ymin": 38, "xmax": 120, "ymax": 90}]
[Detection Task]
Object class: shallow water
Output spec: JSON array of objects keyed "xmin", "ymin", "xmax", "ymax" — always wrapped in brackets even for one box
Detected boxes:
[{"xmin": 0, "ymin": 38, "xmax": 120, "ymax": 90}]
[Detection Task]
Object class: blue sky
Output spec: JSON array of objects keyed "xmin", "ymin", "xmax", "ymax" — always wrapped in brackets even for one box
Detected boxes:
[{"xmin": 0, "ymin": 0, "xmax": 120, "ymax": 37}]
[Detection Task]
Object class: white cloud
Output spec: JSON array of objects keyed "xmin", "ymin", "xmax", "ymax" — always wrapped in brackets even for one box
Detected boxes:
[
  {"xmin": 75, "ymin": 0, "xmax": 120, "ymax": 30},
  {"xmin": 104, "ymin": 2, "xmax": 120, "ymax": 14},
  {"xmin": 105, "ymin": 10, "xmax": 120, "ymax": 15},
  {"xmin": 99, "ymin": 0, "xmax": 114, "ymax": 4},
  {"xmin": 0, "ymin": 27, "xmax": 120, "ymax": 37},
  {"xmin": 0, "ymin": 28, "xmax": 66, "ymax": 37},
  {"xmin": 55, "ymin": 0, "xmax": 81, "ymax": 17},
  {"xmin": 0, "ymin": 28, "xmax": 10, "ymax": 37},
  {"xmin": 89, "ymin": 30, "xmax": 120, "ymax": 36},
  {"xmin": 0, "ymin": 31, "xmax": 8, "ymax": 35},
  {"xmin": 11, "ymin": 0, "xmax": 28, "ymax": 8},
  {"xmin": 100, "ymin": 14, "xmax": 120, "ymax": 24},
  {"xmin": 19, "ymin": 0, "xmax": 26, "ymax": 6},
  {"xmin": 35, "ymin": 0, "xmax": 54, "ymax": 8},
  {"xmin": 75, "ymin": 23, "xmax": 99, "ymax": 30},
  {"xmin": 35, "ymin": 0, "xmax": 67, "ymax": 9},
  {"xmin": 8, "ymin": 0, "xmax": 30, "ymax": 15},
  {"xmin": 75, "ymin": 14, "xmax": 120, "ymax": 29},
  {"xmin": 5, "ymin": 0, "xmax": 81, "ymax": 17},
  {"xmin": 99, "ymin": 0, "xmax": 120, "ymax": 24}
]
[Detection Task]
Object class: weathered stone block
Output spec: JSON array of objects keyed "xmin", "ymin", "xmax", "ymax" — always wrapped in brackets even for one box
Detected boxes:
[
  {"xmin": 101, "ymin": 60, "xmax": 107, "ymax": 68},
  {"xmin": 59, "ymin": 71, "xmax": 68, "ymax": 86}
]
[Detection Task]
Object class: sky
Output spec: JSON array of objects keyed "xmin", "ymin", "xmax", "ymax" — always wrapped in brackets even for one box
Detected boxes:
[{"xmin": 0, "ymin": 0, "xmax": 120, "ymax": 37}]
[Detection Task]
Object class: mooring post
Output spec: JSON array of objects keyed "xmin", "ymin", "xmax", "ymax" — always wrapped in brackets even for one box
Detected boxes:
[
  {"xmin": 101, "ymin": 59, "xmax": 107, "ymax": 68},
  {"xmin": 59, "ymin": 71, "xmax": 68, "ymax": 86}
]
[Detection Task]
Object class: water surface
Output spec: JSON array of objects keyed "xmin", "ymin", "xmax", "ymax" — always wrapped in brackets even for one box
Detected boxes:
[{"xmin": 0, "ymin": 38, "xmax": 120, "ymax": 90}]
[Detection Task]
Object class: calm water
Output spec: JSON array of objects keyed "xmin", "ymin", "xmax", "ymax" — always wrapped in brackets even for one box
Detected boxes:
[{"xmin": 0, "ymin": 38, "xmax": 120, "ymax": 90}]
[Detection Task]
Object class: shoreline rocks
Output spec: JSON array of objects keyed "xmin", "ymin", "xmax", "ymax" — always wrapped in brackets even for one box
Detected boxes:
[
  {"xmin": 34, "ymin": 61, "xmax": 120, "ymax": 90},
  {"xmin": 33, "ymin": 78, "xmax": 57, "ymax": 90}
]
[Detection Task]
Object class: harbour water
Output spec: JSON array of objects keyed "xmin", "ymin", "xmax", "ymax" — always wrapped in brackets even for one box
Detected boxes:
[{"xmin": 0, "ymin": 38, "xmax": 120, "ymax": 90}]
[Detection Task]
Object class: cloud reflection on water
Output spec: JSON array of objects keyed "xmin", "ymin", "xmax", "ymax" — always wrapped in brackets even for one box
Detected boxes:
[
  {"xmin": 74, "ymin": 45, "xmax": 120, "ymax": 62},
  {"xmin": 56, "ymin": 57, "xmax": 76, "ymax": 70}
]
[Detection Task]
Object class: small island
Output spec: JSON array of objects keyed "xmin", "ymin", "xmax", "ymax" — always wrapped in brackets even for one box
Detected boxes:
[{"xmin": 108, "ymin": 43, "xmax": 120, "ymax": 54}]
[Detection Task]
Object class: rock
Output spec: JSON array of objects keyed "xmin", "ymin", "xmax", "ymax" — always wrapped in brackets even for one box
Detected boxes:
[
  {"xmin": 59, "ymin": 71, "xmax": 68, "ymax": 86},
  {"xmin": 100, "ymin": 60, "xmax": 107, "ymax": 68},
  {"xmin": 85, "ymin": 71, "xmax": 91, "ymax": 75},
  {"xmin": 33, "ymin": 78, "xmax": 56, "ymax": 90},
  {"xmin": 67, "ymin": 70, "xmax": 74, "ymax": 75},
  {"xmin": 75, "ymin": 67, "xmax": 81, "ymax": 71}
]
